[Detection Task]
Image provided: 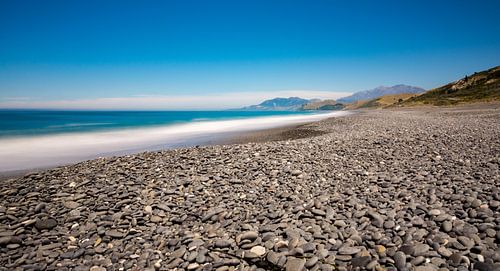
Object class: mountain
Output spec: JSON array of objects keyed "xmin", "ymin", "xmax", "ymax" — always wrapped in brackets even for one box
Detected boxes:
[
  {"xmin": 337, "ymin": 84, "xmax": 425, "ymax": 103},
  {"xmin": 344, "ymin": 93, "xmax": 419, "ymax": 110},
  {"xmin": 240, "ymin": 97, "xmax": 311, "ymax": 111},
  {"xmin": 403, "ymin": 66, "xmax": 500, "ymax": 106},
  {"xmin": 301, "ymin": 99, "xmax": 345, "ymax": 110}
]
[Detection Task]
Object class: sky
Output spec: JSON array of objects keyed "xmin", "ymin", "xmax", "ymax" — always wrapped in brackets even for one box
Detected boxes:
[{"xmin": 0, "ymin": 0, "xmax": 499, "ymax": 109}]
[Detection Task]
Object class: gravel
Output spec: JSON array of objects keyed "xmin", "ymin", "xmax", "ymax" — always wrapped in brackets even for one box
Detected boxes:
[{"xmin": 0, "ymin": 105, "xmax": 499, "ymax": 270}]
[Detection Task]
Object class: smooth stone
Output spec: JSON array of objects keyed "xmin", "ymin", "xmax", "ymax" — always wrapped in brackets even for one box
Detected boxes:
[
  {"xmin": 285, "ymin": 257, "xmax": 305, "ymax": 271},
  {"xmin": 474, "ymin": 262, "xmax": 496, "ymax": 271},
  {"xmin": 437, "ymin": 246, "xmax": 452, "ymax": 257},
  {"xmin": 240, "ymin": 231, "xmax": 258, "ymax": 241},
  {"xmin": 429, "ymin": 209, "xmax": 441, "ymax": 216},
  {"xmin": 352, "ymin": 256, "xmax": 371, "ymax": 268},
  {"xmin": 305, "ymin": 256, "xmax": 319, "ymax": 268},
  {"xmin": 413, "ymin": 243, "xmax": 430, "ymax": 256},
  {"xmin": 442, "ymin": 221, "xmax": 453, "ymax": 232},
  {"xmin": 394, "ymin": 251, "xmax": 406, "ymax": 270},
  {"xmin": 250, "ymin": 245, "xmax": 266, "ymax": 257},
  {"xmin": 0, "ymin": 236, "xmax": 22, "ymax": 246},
  {"xmin": 35, "ymin": 218, "xmax": 58, "ymax": 230},
  {"xmin": 187, "ymin": 263, "xmax": 200, "ymax": 270},
  {"xmin": 105, "ymin": 229, "xmax": 125, "ymax": 238},
  {"xmin": 215, "ymin": 240, "xmax": 231, "ymax": 248},
  {"xmin": 171, "ymin": 246, "xmax": 187, "ymax": 258},
  {"xmin": 267, "ymin": 251, "xmax": 280, "ymax": 264},
  {"xmin": 63, "ymin": 201, "xmax": 80, "ymax": 209},
  {"xmin": 338, "ymin": 246, "xmax": 361, "ymax": 255}
]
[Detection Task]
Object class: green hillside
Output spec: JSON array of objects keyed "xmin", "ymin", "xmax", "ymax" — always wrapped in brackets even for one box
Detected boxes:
[{"xmin": 404, "ymin": 66, "xmax": 500, "ymax": 106}]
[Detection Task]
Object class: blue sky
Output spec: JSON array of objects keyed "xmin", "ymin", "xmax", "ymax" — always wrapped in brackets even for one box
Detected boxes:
[{"xmin": 0, "ymin": 0, "xmax": 499, "ymax": 109}]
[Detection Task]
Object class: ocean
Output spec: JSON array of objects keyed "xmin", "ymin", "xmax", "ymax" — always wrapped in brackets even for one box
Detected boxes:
[
  {"xmin": 0, "ymin": 109, "xmax": 349, "ymax": 172},
  {"xmin": 0, "ymin": 110, "xmax": 317, "ymax": 138}
]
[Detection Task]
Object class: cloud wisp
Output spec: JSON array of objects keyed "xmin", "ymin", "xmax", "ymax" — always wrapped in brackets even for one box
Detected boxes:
[{"xmin": 0, "ymin": 90, "xmax": 352, "ymax": 110}]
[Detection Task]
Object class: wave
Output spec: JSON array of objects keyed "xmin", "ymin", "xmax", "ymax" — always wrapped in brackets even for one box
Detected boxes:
[
  {"xmin": 46, "ymin": 122, "xmax": 114, "ymax": 128},
  {"xmin": 0, "ymin": 111, "xmax": 350, "ymax": 172}
]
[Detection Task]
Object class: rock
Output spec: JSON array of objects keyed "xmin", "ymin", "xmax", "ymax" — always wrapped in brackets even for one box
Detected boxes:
[
  {"xmin": 474, "ymin": 262, "xmax": 496, "ymax": 271},
  {"xmin": 187, "ymin": 263, "xmax": 200, "ymax": 270},
  {"xmin": 352, "ymin": 256, "xmax": 371, "ymax": 268},
  {"xmin": 35, "ymin": 218, "xmax": 57, "ymax": 230},
  {"xmin": 437, "ymin": 246, "xmax": 452, "ymax": 257},
  {"xmin": 394, "ymin": 251, "xmax": 406, "ymax": 270},
  {"xmin": 429, "ymin": 209, "xmax": 441, "ymax": 216},
  {"xmin": 399, "ymin": 244, "xmax": 414, "ymax": 255},
  {"xmin": 105, "ymin": 230, "xmax": 125, "ymax": 238},
  {"xmin": 0, "ymin": 236, "xmax": 22, "ymax": 246},
  {"xmin": 63, "ymin": 201, "xmax": 80, "ymax": 209},
  {"xmin": 367, "ymin": 211, "xmax": 384, "ymax": 227},
  {"xmin": 239, "ymin": 231, "xmax": 258, "ymax": 241},
  {"xmin": 35, "ymin": 203, "xmax": 47, "ymax": 212},
  {"xmin": 412, "ymin": 243, "xmax": 430, "ymax": 256},
  {"xmin": 171, "ymin": 246, "xmax": 186, "ymax": 258},
  {"xmin": 442, "ymin": 221, "xmax": 452, "ymax": 232},
  {"xmin": 250, "ymin": 245, "xmax": 266, "ymax": 257},
  {"xmin": 215, "ymin": 240, "xmax": 231, "ymax": 248},
  {"xmin": 338, "ymin": 246, "xmax": 361, "ymax": 255},
  {"xmin": 285, "ymin": 257, "xmax": 305, "ymax": 271},
  {"xmin": 305, "ymin": 256, "xmax": 319, "ymax": 268}
]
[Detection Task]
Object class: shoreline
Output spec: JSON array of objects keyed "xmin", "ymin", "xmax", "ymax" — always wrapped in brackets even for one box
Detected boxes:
[
  {"xmin": 0, "ymin": 111, "xmax": 348, "ymax": 175},
  {"xmin": 0, "ymin": 113, "xmax": 346, "ymax": 181}
]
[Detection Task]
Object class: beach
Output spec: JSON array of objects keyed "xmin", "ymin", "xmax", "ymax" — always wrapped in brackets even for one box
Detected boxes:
[
  {"xmin": 0, "ymin": 111, "xmax": 348, "ymax": 174},
  {"xmin": 0, "ymin": 104, "xmax": 499, "ymax": 270}
]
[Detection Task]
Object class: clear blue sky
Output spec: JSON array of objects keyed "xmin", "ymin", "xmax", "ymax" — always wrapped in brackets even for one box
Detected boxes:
[{"xmin": 0, "ymin": 0, "xmax": 499, "ymax": 109}]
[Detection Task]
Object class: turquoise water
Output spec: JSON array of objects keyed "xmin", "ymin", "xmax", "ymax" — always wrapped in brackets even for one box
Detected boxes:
[{"xmin": 0, "ymin": 110, "xmax": 316, "ymax": 138}]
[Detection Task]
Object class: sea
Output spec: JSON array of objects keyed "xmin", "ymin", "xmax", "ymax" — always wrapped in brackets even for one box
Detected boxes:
[{"xmin": 0, "ymin": 109, "xmax": 348, "ymax": 172}]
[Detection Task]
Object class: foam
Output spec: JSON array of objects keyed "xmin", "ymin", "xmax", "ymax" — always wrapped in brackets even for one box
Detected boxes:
[{"xmin": 0, "ymin": 111, "xmax": 349, "ymax": 172}]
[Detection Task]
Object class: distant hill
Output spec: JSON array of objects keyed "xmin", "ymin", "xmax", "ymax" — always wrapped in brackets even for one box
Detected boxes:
[
  {"xmin": 301, "ymin": 99, "xmax": 344, "ymax": 110},
  {"xmin": 403, "ymin": 66, "xmax": 500, "ymax": 106},
  {"xmin": 337, "ymin": 84, "xmax": 425, "ymax": 103},
  {"xmin": 240, "ymin": 97, "xmax": 311, "ymax": 111},
  {"xmin": 345, "ymin": 93, "xmax": 419, "ymax": 109}
]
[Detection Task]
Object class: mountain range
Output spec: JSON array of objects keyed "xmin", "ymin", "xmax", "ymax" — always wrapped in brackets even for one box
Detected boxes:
[
  {"xmin": 337, "ymin": 84, "xmax": 425, "ymax": 103},
  {"xmin": 240, "ymin": 97, "xmax": 311, "ymax": 111}
]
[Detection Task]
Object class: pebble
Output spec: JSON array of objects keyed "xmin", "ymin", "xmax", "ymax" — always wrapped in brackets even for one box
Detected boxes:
[
  {"xmin": 250, "ymin": 245, "xmax": 266, "ymax": 257},
  {"xmin": 285, "ymin": 257, "xmax": 305, "ymax": 271},
  {"xmin": 34, "ymin": 218, "xmax": 57, "ymax": 230},
  {"xmin": 394, "ymin": 251, "xmax": 406, "ymax": 270},
  {"xmin": 1, "ymin": 107, "xmax": 499, "ymax": 270}
]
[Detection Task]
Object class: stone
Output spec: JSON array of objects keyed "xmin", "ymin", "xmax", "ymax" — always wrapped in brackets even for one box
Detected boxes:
[
  {"xmin": 171, "ymin": 246, "xmax": 187, "ymax": 258},
  {"xmin": 35, "ymin": 218, "xmax": 57, "ymax": 230},
  {"xmin": 442, "ymin": 221, "xmax": 452, "ymax": 232},
  {"xmin": 0, "ymin": 236, "xmax": 22, "ymax": 246},
  {"xmin": 352, "ymin": 256, "xmax": 371, "ymax": 268},
  {"xmin": 338, "ymin": 246, "xmax": 361, "ymax": 255},
  {"xmin": 394, "ymin": 251, "xmax": 406, "ymax": 270},
  {"xmin": 412, "ymin": 243, "xmax": 430, "ymax": 256},
  {"xmin": 63, "ymin": 201, "xmax": 80, "ymax": 209},
  {"xmin": 437, "ymin": 246, "xmax": 452, "ymax": 257},
  {"xmin": 105, "ymin": 230, "xmax": 125, "ymax": 238},
  {"xmin": 285, "ymin": 257, "xmax": 305, "ymax": 271},
  {"xmin": 239, "ymin": 231, "xmax": 258, "ymax": 242},
  {"xmin": 250, "ymin": 245, "xmax": 266, "ymax": 257}
]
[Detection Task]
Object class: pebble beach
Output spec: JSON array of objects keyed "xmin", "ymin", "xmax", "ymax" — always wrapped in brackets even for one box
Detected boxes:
[{"xmin": 1, "ymin": 105, "xmax": 499, "ymax": 271}]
